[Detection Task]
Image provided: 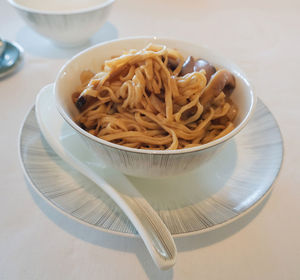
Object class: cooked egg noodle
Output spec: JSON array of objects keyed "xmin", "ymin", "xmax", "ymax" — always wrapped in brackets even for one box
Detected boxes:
[{"xmin": 74, "ymin": 44, "xmax": 237, "ymax": 150}]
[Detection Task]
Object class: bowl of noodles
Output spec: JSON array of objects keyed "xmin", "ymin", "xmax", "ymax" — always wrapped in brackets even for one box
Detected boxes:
[{"xmin": 55, "ymin": 37, "xmax": 256, "ymax": 178}]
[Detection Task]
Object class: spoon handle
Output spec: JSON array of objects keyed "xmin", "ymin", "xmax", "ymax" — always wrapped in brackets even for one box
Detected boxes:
[
  {"xmin": 82, "ymin": 165, "xmax": 177, "ymax": 270},
  {"xmin": 35, "ymin": 84, "xmax": 176, "ymax": 270}
]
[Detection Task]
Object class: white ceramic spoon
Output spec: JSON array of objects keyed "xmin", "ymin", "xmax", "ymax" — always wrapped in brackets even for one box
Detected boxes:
[{"xmin": 35, "ymin": 84, "xmax": 177, "ymax": 270}]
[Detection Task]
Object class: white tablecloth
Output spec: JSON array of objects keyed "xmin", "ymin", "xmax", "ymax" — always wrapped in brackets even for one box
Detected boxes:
[{"xmin": 1, "ymin": 0, "xmax": 299, "ymax": 279}]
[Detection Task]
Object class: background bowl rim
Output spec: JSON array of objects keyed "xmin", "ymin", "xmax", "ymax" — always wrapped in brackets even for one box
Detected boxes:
[
  {"xmin": 7, "ymin": 0, "xmax": 115, "ymax": 15},
  {"xmin": 54, "ymin": 36, "xmax": 257, "ymax": 155}
]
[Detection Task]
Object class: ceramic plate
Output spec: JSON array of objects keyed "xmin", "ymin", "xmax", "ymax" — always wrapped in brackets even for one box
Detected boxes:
[
  {"xmin": 19, "ymin": 98, "xmax": 283, "ymax": 237},
  {"xmin": 0, "ymin": 40, "xmax": 23, "ymax": 78}
]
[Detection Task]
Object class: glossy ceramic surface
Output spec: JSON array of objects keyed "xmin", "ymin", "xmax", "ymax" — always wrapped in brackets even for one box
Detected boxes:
[
  {"xmin": 35, "ymin": 84, "xmax": 177, "ymax": 270},
  {"xmin": 55, "ymin": 37, "xmax": 256, "ymax": 177},
  {"xmin": 19, "ymin": 89, "xmax": 283, "ymax": 237},
  {"xmin": 0, "ymin": 40, "xmax": 23, "ymax": 78},
  {"xmin": 8, "ymin": 0, "xmax": 114, "ymax": 47}
]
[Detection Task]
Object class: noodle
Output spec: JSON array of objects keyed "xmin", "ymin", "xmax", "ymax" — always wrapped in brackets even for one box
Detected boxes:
[{"xmin": 72, "ymin": 44, "xmax": 238, "ymax": 150}]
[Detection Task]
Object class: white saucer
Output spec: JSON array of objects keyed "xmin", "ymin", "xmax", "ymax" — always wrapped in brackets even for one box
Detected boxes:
[{"xmin": 19, "ymin": 89, "xmax": 283, "ymax": 237}]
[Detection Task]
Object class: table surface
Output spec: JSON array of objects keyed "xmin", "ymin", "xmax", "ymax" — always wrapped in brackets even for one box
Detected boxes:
[{"xmin": 1, "ymin": 0, "xmax": 300, "ymax": 279}]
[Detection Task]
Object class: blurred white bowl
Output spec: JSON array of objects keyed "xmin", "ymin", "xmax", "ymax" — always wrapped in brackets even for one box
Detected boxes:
[
  {"xmin": 8, "ymin": 0, "xmax": 114, "ymax": 47},
  {"xmin": 55, "ymin": 37, "xmax": 256, "ymax": 177}
]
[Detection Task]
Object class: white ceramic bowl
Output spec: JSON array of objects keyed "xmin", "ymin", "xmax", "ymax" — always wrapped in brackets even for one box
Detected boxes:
[
  {"xmin": 7, "ymin": 0, "xmax": 114, "ymax": 47},
  {"xmin": 55, "ymin": 37, "xmax": 256, "ymax": 178}
]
